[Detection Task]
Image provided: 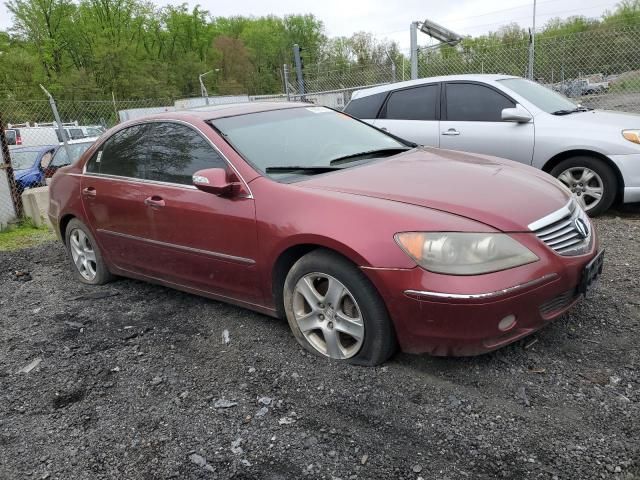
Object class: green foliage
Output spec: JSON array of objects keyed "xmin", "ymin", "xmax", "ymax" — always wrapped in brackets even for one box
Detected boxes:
[
  {"xmin": 0, "ymin": 1, "xmax": 638, "ymax": 100},
  {"xmin": 0, "ymin": 219, "xmax": 55, "ymax": 250}
]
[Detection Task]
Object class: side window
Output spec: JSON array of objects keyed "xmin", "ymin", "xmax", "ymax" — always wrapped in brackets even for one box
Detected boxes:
[
  {"xmin": 343, "ymin": 91, "xmax": 387, "ymax": 119},
  {"xmin": 145, "ymin": 122, "xmax": 227, "ymax": 185},
  {"xmin": 382, "ymin": 84, "xmax": 439, "ymax": 121},
  {"xmin": 51, "ymin": 147, "xmax": 69, "ymax": 167},
  {"xmin": 445, "ymin": 83, "xmax": 515, "ymax": 122},
  {"xmin": 86, "ymin": 124, "xmax": 150, "ymax": 178},
  {"xmin": 39, "ymin": 151, "xmax": 54, "ymax": 169},
  {"xmin": 6, "ymin": 130, "xmax": 16, "ymax": 145},
  {"xmin": 69, "ymin": 128, "xmax": 85, "ymax": 140}
]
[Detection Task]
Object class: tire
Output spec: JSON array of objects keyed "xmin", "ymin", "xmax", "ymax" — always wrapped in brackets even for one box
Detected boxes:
[
  {"xmin": 64, "ymin": 218, "xmax": 113, "ymax": 285},
  {"xmin": 283, "ymin": 249, "xmax": 397, "ymax": 366},
  {"xmin": 550, "ymin": 156, "xmax": 617, "ymax": 216}
]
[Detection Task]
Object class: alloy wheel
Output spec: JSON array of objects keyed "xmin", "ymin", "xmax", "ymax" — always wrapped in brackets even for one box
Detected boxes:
[
  {"xmin": 292, "ymin": 273, "xmax": 364, "ymax": 359},
  {"xmin": 69, "ymin": 228, "xmax": 97, "ymax": 281},
  {"xmin": 556, "ymin": 166, "xmax": 604, "ymax": 212}
]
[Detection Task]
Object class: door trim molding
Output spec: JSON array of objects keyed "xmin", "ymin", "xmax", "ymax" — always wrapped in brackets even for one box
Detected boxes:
[{"xmin": 97, "ymin": 229, "xmax": 256, "ymax": 265}]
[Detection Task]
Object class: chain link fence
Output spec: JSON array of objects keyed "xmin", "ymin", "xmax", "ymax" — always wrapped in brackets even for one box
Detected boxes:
[{"xmin": 1, "ymin": 25, "xmax": 639, "ymax": 228}]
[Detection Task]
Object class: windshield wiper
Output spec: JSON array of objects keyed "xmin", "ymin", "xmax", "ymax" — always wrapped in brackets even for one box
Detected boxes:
[
  {"xmin": 329, "ymin": 147, "xmax": 411, "ymax": 166},
  {"xmin": 551, "ymin": 106, "xmax": 593, "ymax": 115},
  {"xmin": 265, "ymin": 165, "xmax": 344, "ymax": 174}
]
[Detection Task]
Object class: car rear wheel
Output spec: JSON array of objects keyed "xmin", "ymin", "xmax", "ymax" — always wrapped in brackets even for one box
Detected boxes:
[
  {"xmin": 65, "ymin": 219, "xmax": 113, "ymax": 285},
  {"xmin": 550, "ymin": 156, "xmax": 617, "ymax": 216},
  {"xmin": 283, "ymin": 249, "xmax": 396, "ymax": 366}
]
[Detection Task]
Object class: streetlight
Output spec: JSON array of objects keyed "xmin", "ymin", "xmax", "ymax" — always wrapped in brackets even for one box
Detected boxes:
[
  {"xmin": 410, "ymin": 19, "xmax": 463, "ymax": 80},
  {"xmin": 199, "ymin": 69, "xmax": 220, "ymax": 105}
]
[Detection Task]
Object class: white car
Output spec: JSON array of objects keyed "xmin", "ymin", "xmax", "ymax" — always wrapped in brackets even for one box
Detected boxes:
[{"xmin": 344, "ymin": 74, "xmax": 640, "ymax": 215}]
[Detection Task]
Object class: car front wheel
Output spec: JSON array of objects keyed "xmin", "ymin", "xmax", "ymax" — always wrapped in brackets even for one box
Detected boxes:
[
  {"xmin": 65, "ymin": 218, "xmax": 113, "ymax": 285},
  {"xmin": 551, "ymin": 156, "xmax": 617, "ymax": 216},
  {"xmin": 283, "ymin": 249, "xmax": 396, "ymax": 366}
]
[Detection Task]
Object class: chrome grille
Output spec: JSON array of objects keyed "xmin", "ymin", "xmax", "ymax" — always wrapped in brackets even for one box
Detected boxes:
[{"xmin": 528, "ymin": 200, "xmax": 592, "ymax": 256}]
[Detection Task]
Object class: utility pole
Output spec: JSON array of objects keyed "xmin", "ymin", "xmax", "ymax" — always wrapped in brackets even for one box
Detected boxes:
[
  {"xmin": 293, "ymin": 44, "xmax": 305, "ymax": 98},
  {"xmin": 528, "ymin": 0, "xmax": 537, "ymax": 80},
  {"xmin": 410, "ymin": 21, "xmax": 419, "ymax": 80}
]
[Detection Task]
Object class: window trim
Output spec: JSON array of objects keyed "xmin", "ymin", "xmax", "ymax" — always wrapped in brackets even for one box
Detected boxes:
[
  {"xmin": 442, "ymin": 81, "xmax": 517, "ymax": 122},
  {"xmin": 82, "ymin": 118, "xmax": 253, "ymax": 198},
  {"xmin": 378, "ymin": 82, "xmax": 441, "ymax": 121}
]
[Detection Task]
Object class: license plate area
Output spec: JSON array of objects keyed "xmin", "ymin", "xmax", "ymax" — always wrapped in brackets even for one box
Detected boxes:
[{"xmin": 578, "ymin": 249, "xmax": 604, "ymax": 296}]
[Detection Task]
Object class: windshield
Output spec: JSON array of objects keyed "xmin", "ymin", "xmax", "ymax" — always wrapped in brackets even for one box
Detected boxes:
[
  {"xmin": 52, "ymin": 142, "xmax": 94, "ymax": 166},
  {"xmin": 498, "ymin": 78, "xmax": 577, "ymax": 114},
  {"xmin": 10, "ymin": 150, "xmax": 40, "ymax": 170},
  {"xmin": 211, "ymin": 106, "xmax": 407, "ymax": 180}
]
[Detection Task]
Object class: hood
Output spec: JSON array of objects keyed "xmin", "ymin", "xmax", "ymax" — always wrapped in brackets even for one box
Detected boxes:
[{"xmin": 298, "ymin": 148, "xmax": 570, "ymax": 232}]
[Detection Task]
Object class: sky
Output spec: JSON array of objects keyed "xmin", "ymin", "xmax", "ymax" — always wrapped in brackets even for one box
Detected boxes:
[{"xmin": 0, "ymin": 0, "xmax": 622, "ymax": 51}]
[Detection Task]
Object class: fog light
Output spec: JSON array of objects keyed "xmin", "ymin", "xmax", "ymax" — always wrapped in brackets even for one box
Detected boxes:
[{"xmin": 498, "ymin": 314, "xmax": 516, "ymax": 332}]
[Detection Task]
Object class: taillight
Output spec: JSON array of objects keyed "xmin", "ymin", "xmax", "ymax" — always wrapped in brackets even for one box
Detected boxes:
[{"xmin": 16, "ymin": 135, "xmax": 22, "ymax": 145}]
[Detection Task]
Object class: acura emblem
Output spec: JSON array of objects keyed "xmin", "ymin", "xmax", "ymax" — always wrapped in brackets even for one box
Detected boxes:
[{"xmin": 574, "ymin": 218, "xmax": 589, "ymax": 239}]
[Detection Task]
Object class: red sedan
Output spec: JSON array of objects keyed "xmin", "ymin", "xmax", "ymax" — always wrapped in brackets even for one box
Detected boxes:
[{"xmin": 48, "ymin": 103, "xmax": 603, "ymax": 365}]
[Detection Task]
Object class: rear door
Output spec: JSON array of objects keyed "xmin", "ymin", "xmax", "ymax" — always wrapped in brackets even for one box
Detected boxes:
[
  {"xmin": 373, "ymin": 83, "xmax": 441, "ymax": 147},
  {"xmin": 81, "ymin": 124, "xmax": 158, "ymax": 273},
  {"xmin": 138, "ymin": 121, "xmax": 261, "ymax": 303},
  {"xmin": 439, "ymin": 82, "xmax": 535, "ymax": 164}
]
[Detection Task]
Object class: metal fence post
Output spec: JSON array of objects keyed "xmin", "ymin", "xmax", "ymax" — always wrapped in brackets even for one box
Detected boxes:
[
  {"xmin": 0, "ymin": 110, "xmax": 24, "ymax": 219},
  {"xmin": 283, "ymin": 64, "xmax": 291, "ymax": 101},
  {"xmin": 410, "ymin": 21, "xmax": 419, "ymax": 79},
  {"xmin": 293, "ymin": 44, "xmax": 305, "ymax": 98},
  {"xmin": 40, "ymin": 85, "xmax": 72, "ymax": 161}
]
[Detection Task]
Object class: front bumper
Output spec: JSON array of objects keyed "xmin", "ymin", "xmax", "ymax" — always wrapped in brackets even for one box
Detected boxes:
[
  {"xmin": 608, "ymin": 153, "xmax": 640, "ymax": 203},
  {"xmin": 362, "ymin": 232, "xmax": 599, "ymax": 356}
]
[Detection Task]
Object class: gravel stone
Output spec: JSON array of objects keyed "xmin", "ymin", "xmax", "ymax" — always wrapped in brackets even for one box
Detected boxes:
[{"xmin": 0, "ymin": 208, "xmax": 638, "ymax": 479}]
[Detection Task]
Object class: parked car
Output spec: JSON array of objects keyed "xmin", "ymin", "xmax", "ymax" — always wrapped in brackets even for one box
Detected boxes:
[
  {"xmin": 344, "ymin": 74, "xmax": 640, "ymax": 215},
  {"xmin": 6, "ymin": 128, "xmax": 22, "ymax": 146},
  {"xmin": 10, "ymin": 145, "xmax": 56, "ymax": 190},
  {"xmin": 49, "ymin": 103, "xmax": 603, "ymax": 365},
  {"xmin": 10, "ymin": 138, "xmax": 97, "ymax": 191}
]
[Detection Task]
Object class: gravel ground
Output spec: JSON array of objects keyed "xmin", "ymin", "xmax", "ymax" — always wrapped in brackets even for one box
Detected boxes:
[{"xmin": 1, "ymin": 207, "xmax": 639, "ymax": 480}]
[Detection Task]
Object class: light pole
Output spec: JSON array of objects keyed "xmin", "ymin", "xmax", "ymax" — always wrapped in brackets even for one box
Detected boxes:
[
  {"xmin": 199, "ymin": 70, "xmax": 220, "ymax": 105},
  {"xmin": 411, "ymin": 19, "xmax": 463, "ymax": 80}
]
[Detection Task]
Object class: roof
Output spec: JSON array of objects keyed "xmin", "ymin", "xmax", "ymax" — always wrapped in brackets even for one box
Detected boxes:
[
  {"xmin": 10, "ymin": 144, "xmax": 56, "ymax": 152},
  {"xmin": 141, "ymin": 101, "xmax": 310, "ymax": 122},
  {"xmin": 351, "ymin": 74, "xmax": 519, "ymax": 99}
]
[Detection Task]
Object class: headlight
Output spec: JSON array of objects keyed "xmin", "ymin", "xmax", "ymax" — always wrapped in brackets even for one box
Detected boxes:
[
  {"xmin": 622, "ymin": 130, "xmax": 640, "ymax": 145},
  {"xmin": 394, "ymin": 232, "xmax": 539, "ymax": 275}
]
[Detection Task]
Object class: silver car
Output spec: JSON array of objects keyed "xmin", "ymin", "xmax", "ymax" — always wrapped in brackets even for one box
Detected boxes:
[{"xmin": 344, "ymin": 74, "xmax": 640, "ymax": 215}]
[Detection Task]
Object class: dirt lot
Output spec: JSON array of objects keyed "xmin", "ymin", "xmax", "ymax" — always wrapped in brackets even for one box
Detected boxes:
[{"xmin": 1, "ymin": 207, "xmax": 639, "ymax": 480}]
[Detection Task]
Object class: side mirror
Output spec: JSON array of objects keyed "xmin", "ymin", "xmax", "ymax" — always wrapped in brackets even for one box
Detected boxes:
[
  {"xmin": 192, "ymin": 168, "xmax": 238, "ymax": 196},
  {"xmin": 501, "ymin": 105, "xmax": 532, "ymax": 123}
]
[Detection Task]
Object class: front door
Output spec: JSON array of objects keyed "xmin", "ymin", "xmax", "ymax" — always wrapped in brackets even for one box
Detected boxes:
[
  {"xmin": 138, "ymin": 122, "xmax": 261, "ymax": 304},
  {"xmin": 439, "ymin": 82, "xmax": 535, "ymax": 165}
]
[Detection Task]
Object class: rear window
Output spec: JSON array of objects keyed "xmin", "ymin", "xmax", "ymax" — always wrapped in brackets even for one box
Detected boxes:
[
  {"xmin": 6, "ymin": 130, "xmax": 17, "ymax": 145},
  {"xmin": 344, "ymin": 91, "xmax": 387, "ymax": 119}
]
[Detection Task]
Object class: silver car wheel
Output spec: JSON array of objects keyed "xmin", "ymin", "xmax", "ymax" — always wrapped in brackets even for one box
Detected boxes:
[
  {"xmin": 557, "ymin": 166, "xmax": 604, "ymax": 212},
  {"xmin": 69, "ymin": 228, "xmax": 97, "ymax": 281},
  {"xmin": 292, "ymin": 273, "xmax": 364, "ymax": 360}
]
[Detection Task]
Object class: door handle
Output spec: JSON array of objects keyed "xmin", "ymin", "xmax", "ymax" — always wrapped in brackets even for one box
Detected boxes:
[
  {"xmin": 82, "ymin": 187, "xmax": 96, "ymax": 197},
  {"xmin": 442, "ymin": 129, "xmax": 460, "ymax": 136},
  {"xmin": 144, "ymin": 196, "xmax": 165, "ymax": 208},
  {"xmin": 380, "ymin": 127, "xmax": 388, "ymax": 132}
]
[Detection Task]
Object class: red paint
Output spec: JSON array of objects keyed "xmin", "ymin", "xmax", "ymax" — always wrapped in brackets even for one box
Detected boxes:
[{"xmin": 48, "ymin": 105, "xmax": 599, "ymax": 356}]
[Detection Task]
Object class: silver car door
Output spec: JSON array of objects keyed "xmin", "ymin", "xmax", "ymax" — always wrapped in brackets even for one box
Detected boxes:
[
  {"xmin": 373, "ymin": 83, "xmax": 440, "ymax": 147},
  {"xmin": 439, "ymin": 82, "xmax": 534, "ymax": 164}
]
